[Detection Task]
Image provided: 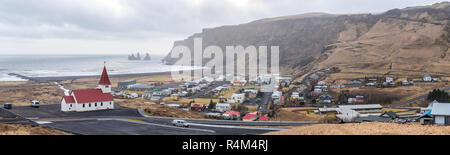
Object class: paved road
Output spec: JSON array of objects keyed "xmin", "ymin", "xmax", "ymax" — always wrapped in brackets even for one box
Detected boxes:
[
  {"xmin": 7, "ymin": 104, "xmax": 141, "ymax": 119},
  {"xmin": 137, "ymin": 110, "xmax": 318, "ymax": 126},
  {"xmin": 257, "ymin": 92, "xmax": 272, "ymax": 112},
  {"xmin": 46, "ymin": 119, "xmax": 216, "ymax": 135},
  {"xmin": 301, "ymin": 71, "xmax": 319, "ymax": 104},
  {"xmin": 390, "ymin": 87, "xmax": 450, "ymax": 108},
  {"xmin": 4, "ymin": 104, "xmax": 317, "ymax": 135}
]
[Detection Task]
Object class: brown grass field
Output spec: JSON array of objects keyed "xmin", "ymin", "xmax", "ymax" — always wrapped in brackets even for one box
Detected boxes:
[
  {"xmin": 265, "ymin": 122, "xmax": 450, "ymax": 135},
  {"xmin": 116, "ymin": 98, "xmax": 208, "ymax": 119},
  {"xmin": 0, "ymin": 124, "xmax": 70, "ymax": 135},
  {"xmin": 0, "ymin": 82, "xmax": 64, "ymax": 106}
]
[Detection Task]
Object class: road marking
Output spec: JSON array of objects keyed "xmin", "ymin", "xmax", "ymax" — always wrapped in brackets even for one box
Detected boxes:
[
  {"xmin": 36, "ymin": 121, "xmax": 53, "ymax": 124},
  {"xmin": 25, "ymin": 117, "xmax": 39, "ymax": 120},
  {"xmin": 99, "ymin": 118, "xmax": 216, "ymax": 133}
]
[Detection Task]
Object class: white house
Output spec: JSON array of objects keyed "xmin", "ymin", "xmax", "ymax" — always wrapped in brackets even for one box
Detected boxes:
[
  {"xmin": 421, "ymin": 100, "xmax": 438, "ymax": 113},
  {"xmin": 424, "ymin": 74, "xmax": 432, "ymax": 82},
  {"xmin": 317, "ymin": 81, "xmax": 326, "ymax": 86},
  {"xmin": 431, "ymin": 103, "xmax": 450, "ymax": 125},
  {"xmin": 215, "ymin": 103, "xmax": 231, "ymax": 112},
  {"xmin": 291, "ymin": 92, "xmax": 300, "ymax": 99},
  {"xmin": 386, "ymin": 77, "xmax": 394, "ymax": 83},
  {"xmin": 272, "ymin": 91, "xmax": 282, "ymax": 100},
  {"xmin": 229, "ymin": 93, "xmax": 245, "ymax": 104},
  {"xmin": 61, "ymin": 66, "xmax": 114, "ymax": 112}
]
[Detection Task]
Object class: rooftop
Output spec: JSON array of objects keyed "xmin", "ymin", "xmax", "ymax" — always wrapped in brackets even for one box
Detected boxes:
[
  {"xmin": 431, "ymin": 103, "xmax": 450, "ymax": 116},
  {"xmin": 72, "ymin": 89, "xmax": 113, "ymax": 103},
  {"xmin": 338, "ymin": 104, "xmax": 382, "ymax": 110}
]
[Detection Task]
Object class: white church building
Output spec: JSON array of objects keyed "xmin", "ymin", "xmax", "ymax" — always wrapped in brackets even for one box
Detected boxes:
[{"xmin": 61, "ymin": 66, "xmax": 114, "ymax": 112}]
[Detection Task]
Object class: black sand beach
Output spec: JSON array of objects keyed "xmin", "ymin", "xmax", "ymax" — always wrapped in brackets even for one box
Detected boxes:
[{"xmin": 9, "ymin": 71, "xmax": 173, "ymax": 83}]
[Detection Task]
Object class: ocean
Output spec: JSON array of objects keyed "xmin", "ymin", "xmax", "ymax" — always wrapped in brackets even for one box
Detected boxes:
[{"xmin": 0, "ymin": 55, "xmax": 180, "ymax": 81}]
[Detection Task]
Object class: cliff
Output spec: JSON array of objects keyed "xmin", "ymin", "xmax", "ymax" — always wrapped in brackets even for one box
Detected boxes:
[{"xmin": 163, "ymin": 2, "xmax": 450, "ymax": 76}]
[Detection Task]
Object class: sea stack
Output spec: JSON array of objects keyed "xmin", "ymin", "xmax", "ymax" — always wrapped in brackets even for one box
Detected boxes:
[{"xmin": 144, "ymin": 53, "xmax": 151, "ymax": 61}]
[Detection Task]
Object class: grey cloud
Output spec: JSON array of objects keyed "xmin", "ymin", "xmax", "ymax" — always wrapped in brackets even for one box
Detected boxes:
[{"xmin": 0, "ymin": 0, "xmax": 447, "ymax": 54}]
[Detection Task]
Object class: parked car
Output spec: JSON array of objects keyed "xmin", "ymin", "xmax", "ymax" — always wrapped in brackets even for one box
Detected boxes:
[
  {"xmin": 172, "ymin": 119, "xmax": 189, "ymax": 128},
  {"xmin": 30, "ymin": 100, "xmax": 40, "ymax": 108},
  {"xmin": 3, "ymin": 103, "xmax": 12, "ymax": 109}
]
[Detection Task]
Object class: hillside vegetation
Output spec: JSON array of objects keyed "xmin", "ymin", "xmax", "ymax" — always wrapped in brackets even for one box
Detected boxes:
[{"xmin": 164, "ymin": 2, "xmax": 450, "ymax": 76}]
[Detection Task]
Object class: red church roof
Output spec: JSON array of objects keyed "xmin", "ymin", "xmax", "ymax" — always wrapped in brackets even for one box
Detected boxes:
[
  {"xmin": 98, "ymin": 66, "xmax": 111, "ymax": 85},
  {"xmin": 63, "ymin": 96, "xmax": 76, "ymax": 104},
  {"xmin": 72, "ymin": 89, "xmax": 113, "ymax": 103}
]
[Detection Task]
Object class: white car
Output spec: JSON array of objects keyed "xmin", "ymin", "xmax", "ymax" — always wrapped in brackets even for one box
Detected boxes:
[
  {"xmin": 172, "ymin": 120, "xmax": 189, "ymax": 128},
  {"xmin": 30, "ymin": 100, "xmax": 40, "ymax": 108}
]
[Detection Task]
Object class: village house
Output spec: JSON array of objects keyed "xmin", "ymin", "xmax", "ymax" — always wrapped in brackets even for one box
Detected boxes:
[
  {"xmin": 424, "ymin": 74, "xmax": 432, "ymax": 82},
  {"xmin": 318, "ymin": 94, "xmax": 332, "ymax": 104},
  {"xmin": 223, "ymin": 110, "xmax": 240, "ymax": 120},
  {"xmin": 339, "ymin": 104, "xmax": 383, "ymax": 114},
  {"xmin": 232, "ymin": 80, "xmax": 247, "ymax": 86},
  {"xmin": 317, "ymin": 81, "xmax": 326, "ymax": 86},
  {"xmin": 401, "ymin": 80, "xmax": 410, "ymax": 86},
  {"xmin": 355, "ymin": 111, "xmax": 398, "ymax": 123},
  {"xmin": 421, "ymin": 100, "xmax": 438, "ymax": 113},
  {"xmin": 420, "ymin": 111, "xmax": 434, "ymax": 125},
  {"xmin": 142, "ymin": 92, "xmax": 153, "ymax": 99},
  {"xmin": 215, "ymin": 103, "xmax": 231, "ymax": 112},
  {"xmin": 244, "ymin": 87, "xmax": 258, "ymax": 98},
  {"xmin": 332, "ymin": 83, "xmax": 345, "ymax": 88},
  {"xmin": 118, "ymin": 80, "xmax": 137, "ymax": 89},
  {"xmin": 272, "ymin": 91, "xmax": 282, "ymax": 100},
  {"xmin": 431, "ymin": 103, "xmax": 450, "ymax": 125},
  {"xmin": 258, "ymin": 116, "xmax": 269, "ymax": 121},
  {"xmin": 150, "ymin": 95, "xmax": 161, "ymax": 101},
  {"xmin": 61, "ymin": 66, "xmax": 114, "ymax": 112},
  {"xmin": 243, "ymin": 112, "xmax": 260, "ymax": 121},
  {"xmin": 190, "ymin": 103, "xmax": 205, "ymax": 112},
  {"xmin": 127, "ymin": 93, "xmax": 139, "ymax": 99},
  {"xmin": 386, "ymin": 77, "xmax": 394, "ymax": 83},
  {"xmin": 229, "ymin": 93, "xmax": 245, "ymax": 104},
  {"xmin": 291, "ymin": 92, "xmax": 300, "ymax": 99}
]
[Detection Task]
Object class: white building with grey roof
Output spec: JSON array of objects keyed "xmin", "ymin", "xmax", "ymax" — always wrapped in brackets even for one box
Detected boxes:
[{"xmin": 431, "ymin": 103, "xmax": 450, "ymax": 125}]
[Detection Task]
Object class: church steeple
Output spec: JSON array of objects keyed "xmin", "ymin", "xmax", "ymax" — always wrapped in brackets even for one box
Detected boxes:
[
  {"xmin": 99, "ymin": 66, "xmax": 111, "ymax": 85},
  {"xmin": 98, "ymin": 65, "xmax": 112, "ymax": 93}
]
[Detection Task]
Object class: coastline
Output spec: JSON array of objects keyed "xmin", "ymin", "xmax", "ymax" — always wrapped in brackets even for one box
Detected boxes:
[{"xmin": 8, "ymin": 71, "xmax": 173, "ymax": 83}]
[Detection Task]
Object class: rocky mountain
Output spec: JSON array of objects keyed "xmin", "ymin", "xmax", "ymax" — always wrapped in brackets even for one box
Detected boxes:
[{"xmin": 163, "ymin": 2, "xmax": 450, "ymax": 76}]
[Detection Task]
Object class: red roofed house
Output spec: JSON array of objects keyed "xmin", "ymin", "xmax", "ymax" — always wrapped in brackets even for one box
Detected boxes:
[
  {"xmin": 61, "ymin": 66, "xmax": 114, "ymax": 112},
  {"xmin": 223, "ymin": 110, "xmax": 241, "ymax": 119},
  {"xmin": 258, "ymin": 116, "xmax": 269, "ymax": 121},
  {"xmin": 243, "ymin": 112, "xmax": 260, "ymax": 121},
  {"xmin": 190, "ymin": 103, "xmax": 205, "ymax": 112}
]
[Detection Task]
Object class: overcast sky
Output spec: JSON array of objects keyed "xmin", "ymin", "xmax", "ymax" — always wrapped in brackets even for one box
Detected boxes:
[{"xmin": 0, "ymin": 0, "xmax": 447, "ymax": 55}]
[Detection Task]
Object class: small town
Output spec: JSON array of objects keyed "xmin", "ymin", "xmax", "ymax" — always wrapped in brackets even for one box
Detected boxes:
[{"xmin": 1, "ymin": 0, "xmax": 450, "ymax": 139}]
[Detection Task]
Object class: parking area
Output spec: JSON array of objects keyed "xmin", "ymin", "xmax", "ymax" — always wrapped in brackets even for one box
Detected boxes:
[
  {"xmin": 7, "ymin": 104, "xmax": 141, "ymax": 119},
  {"xmin": 46, "ymin": 119, "xmax": 215, "ymax": 135},
  {"xmin": 3, "ymin": 104, "xmax": 287, "ymax": 135}
]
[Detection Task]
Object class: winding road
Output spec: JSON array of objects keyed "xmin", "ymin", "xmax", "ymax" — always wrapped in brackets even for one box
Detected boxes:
[
  {"xmin": 2, "ymin": 104, "xmax": 317, "ymax": 135},
  {"xmin": 390, "ymin": 87, "xmax": 450, "ymax": 108}
]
